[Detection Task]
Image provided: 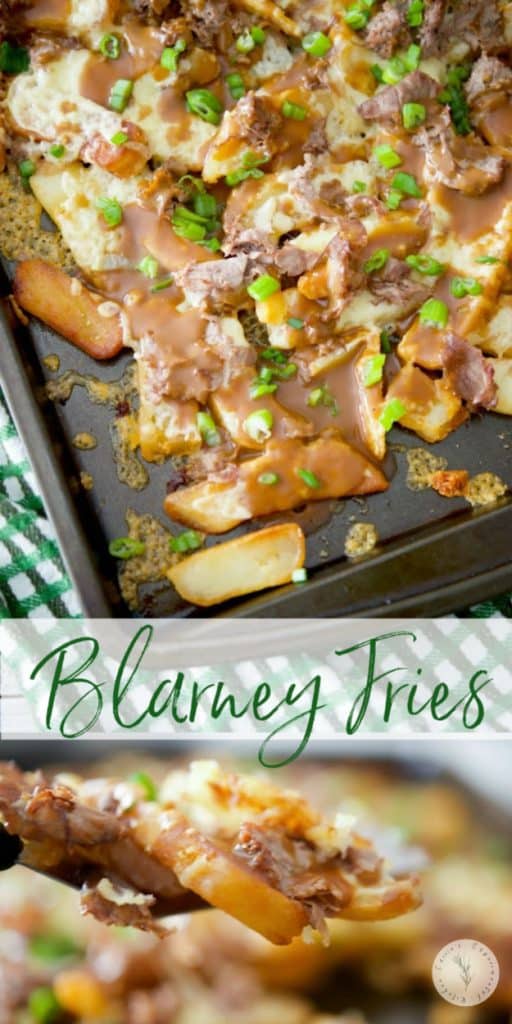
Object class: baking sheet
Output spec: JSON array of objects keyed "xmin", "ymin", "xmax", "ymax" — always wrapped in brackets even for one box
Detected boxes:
[{"xmin": 1, "ymin": 259, "xmax": 511, "ymax": 618}]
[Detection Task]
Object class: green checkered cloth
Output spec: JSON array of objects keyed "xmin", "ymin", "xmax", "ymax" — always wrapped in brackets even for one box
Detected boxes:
[{"xmin": 0, "ymin": 391, "xmax": 510, "ymax": 620}]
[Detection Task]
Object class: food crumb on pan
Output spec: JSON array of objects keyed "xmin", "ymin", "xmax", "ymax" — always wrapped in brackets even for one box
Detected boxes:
[
  {"xmin": 72, "ymin": 432, "xmax": 97, "ymax": 451},
  {"xmin": 0, "ymin": 172, "xmax": 73, "ymax": 269},
  {"xmin": 464, "ymin": 473, "xmax": 507, "ymax": 508},
  {"xmin": 406, "ymin": 449, "xmax": 448, "ymax": 491},
  {"xmin": 344, "ymin": 522, "xmax": 378, "ymax": 558},
  {"xmin": 119, "ymin": 509, "xmax": 177, "ymax": 612},
  {"xmin": 80, "ymin": 471, "xmax": 94, "ymax": 491},
  {"xmin": 42, "ymin": 353, "xmax": 60, "ymax": 372},
  {"xmin": 430, "ymin": 470, "xmax": 470, "ymax": 498}
]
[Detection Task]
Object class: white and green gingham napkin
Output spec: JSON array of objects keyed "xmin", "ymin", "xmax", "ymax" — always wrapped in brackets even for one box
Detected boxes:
[
  {"xmin": 0, "ymin": 392, "xmax": 81, "ymax": 618},
  {"xmin": 0, "ymin": 389, "xmax": 510, "ymax": 620}
]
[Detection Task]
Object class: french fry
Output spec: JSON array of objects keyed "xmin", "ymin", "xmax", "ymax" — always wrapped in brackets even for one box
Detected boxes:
[
  {"xmin": 232, "ymin": 0, "xmax": 300, "ymax": 36},
  {"xmin": 13, "ymin": 259, "xmax": 124, "ymax": 360},
  {"xmin": 488, "ymin": 358, "xmax": 512, "ymax": 414},
  {"xmin": 386, "ymin": 365, "xmax": 467, "ymax": 443},
  {"xmin": 167, "ymin": 523, "xmax": 305, "ymax": 606},
  {"xmin": 165, "ymin": 436, "xmax": 388, "ymax": 534}
]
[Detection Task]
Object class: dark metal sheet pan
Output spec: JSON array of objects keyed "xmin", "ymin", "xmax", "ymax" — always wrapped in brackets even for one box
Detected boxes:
[{"xmin": 1, "ymin": 259, "xmax": 511, "ymax": 618}]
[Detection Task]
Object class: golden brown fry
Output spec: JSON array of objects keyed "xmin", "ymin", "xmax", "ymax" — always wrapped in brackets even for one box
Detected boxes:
[
  {"xmin": 232, "ymin": 0, "xmax": 300, "ymax": 36},
  {"xmin": 167, "ymin": 523, "xmax": 305, "ymax": 606},
  {"xmin": 13, "ymin": 259, "xmax": 124, "ymax": 360}
]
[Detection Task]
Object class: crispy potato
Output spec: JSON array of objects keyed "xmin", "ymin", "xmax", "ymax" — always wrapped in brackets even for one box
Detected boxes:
[
  {"xmin": 386, "ymin": 365, "xmax": 467, "ymax": 443},
  {"xmin": 137, "ymin": 362, "xmax": 201, "ymax": 461},
  {"xmin": 165, "ymin": 436, "xmax": 388, "ymax": 533},
  {"xmin": 167, "ymin": 523, "xmax": 305, "ymax": 606},
  {"xmin": 134, "ymin": 761, "xmax": 421, "ymax": 945},
  {"xmin": 488, "ymin": 357, "xmax": 512, "ymax": 414},
  {"xmin": 14, "ymin": 259, "xmax": 124, "ymax": 360},
  {"xmin": 81, "ymin": 123, "xmax": 149, "ymax": 179},
  {"xmin": 232, "ymin": 0, "xmax": 300, "ymax": 35}
]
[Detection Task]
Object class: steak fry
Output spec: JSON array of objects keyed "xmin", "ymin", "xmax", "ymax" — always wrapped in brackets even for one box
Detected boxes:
[{"xmin": 0, "ymin": 761, "xmax": 421, "ymax": 944}]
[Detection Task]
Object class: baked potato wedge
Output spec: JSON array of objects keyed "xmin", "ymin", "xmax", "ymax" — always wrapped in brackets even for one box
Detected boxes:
[
  {"xmin": 167, "ymin": 523, "xmax": 306, "ymax": 606},
  {"xmin": 14, "ymin": 259, "xmax": 124, "ymax": 360}
]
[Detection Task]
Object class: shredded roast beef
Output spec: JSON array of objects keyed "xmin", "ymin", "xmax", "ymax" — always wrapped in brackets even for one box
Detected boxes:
[
  {"xmin": 181, "ymin": 0, "xmax": 228, "ymax": 46},
  {"xmin": 358, "ymin": 71, "xmax": 440, "ymax": 124},
  {"xmin": 465, "ymin": 54, "xmax": 512, "ymax": 105},
  {"xmin": 442, "ymin": 333, "xmax": 497, "ymax": 409},
  {"xmin": 368, "ymin": 257, "xmax": 429, "ymax": 311},
  {"xmin": 175, "ymin": 255, "xmax": 251, "ymax": 305},
  {"xmin": 303, "ymin": 118, "xmax": 328, "ymax": 156},
  {"xmin": 364, "ymin": 1, "xmax": 408, "ymax": 58},
  {"xmin": 235, "ymin": 92, "xmax": 282, "ymax": 150},
  {"xmin": 275, "ymin": 243, "xmax": 320, "ymax": 278},
  {"xmin": 81, "ymin": 884, "xmax": 166, "ymax": 934},
  {"xmin": 234, "ymin": 823, "xmax": 352, "ymax": 916},
  {"xmin": 415, "ymin": 110, "xmax": 505, "ymax": 194},
  {"xmin": 418, "ymin": 0, "xmax": 446, "ymax": 56},
  {"xmin": 441, "ymin": 0, "xmax": 504, "ymax": 55}
]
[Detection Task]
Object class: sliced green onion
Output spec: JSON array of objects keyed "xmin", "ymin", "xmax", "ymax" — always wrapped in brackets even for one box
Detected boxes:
[
  {"xmin": 108, "ymin": 78, "xmax": 133, "ymax": 113},
  {"xmin": 406, "ymin": 253, "xmax": 444, "ymax": 276},
  {"xmin": 236, "ymin": 30, "xmax": 256, "ymax": 53},
  {"xmin": 172, "ymin": 206, "xmax": 207, "ymax": 241},
  {"xmin": 273, "ymin": 362, "xmax": 297, "ymax": 380},
  {"xmin": 0, "ymin": 41, "xmax": 30, "ymax": 74},
  {"xmin": 137, "ymin": 255, "xmax": 159, "ymax": 279},
  {"xmin": 19, "ymin": 159, "xmax": 36, "ymax": 179},
  {"xmin": 226, "ymin": 166, "xmax": 264, "ymax": 186},
  {"xmin": 402, "ymin": 101, "xmax": 426, "ymax": 130},
  {"xmin": 169, "ymin": 530, "xmax": 203, "ymax": 553},
  {"xmin": 386, "ymin": 189, "xmax": 403, "ymax": 210},
  {"xmin": 307, "ymin": 386, "xmax": 338, "ymax": 414},
  {"xmin": 371, "ymin": 63, "xmax": 384, "ymax": 83},
  {"xmin": 379, "ymin": 398, "xmax": 407, "ymax": 431},
  {"xmin": 475, "ymin": 255, "xmax": 500, "ymax": 265},
  {"xmin": 364, "ymin": 248, "xmax": 390, "ymax": 274},
  {"xmin": 352, "ymin": 180, "xmax": 367, "ymax": 193},
  {"xmin": 282, "ymin": 99, "xmax": 308, "ymax": 120},
  {"xmin": 193, "ymin": 192, "xmax": 217, "ymax": 219},
  {"xmin": 382, "ymin": 56, "xmax": 408, "ymax": 85},
  {"xmin": 363, "ymin": 353, "xmax": 386, "ymax": 387},
  {"xmin": 374, "ymin": 144, "xmax": 402, "ymax": 169},
  {"xmin": 450, "ymin": 276, "xmax": 483, "ymax": 298},
  {"xmin": 261, "ymin": 347, "xmax": 288, "ymax": 364},
  {"xmin": 99, "ymin": 33, "xmax": 121, "ymax": 59},
  {"xmin": 391, "ymin": 171, "xmax": 422, "ymax": 197},
  {"xmin": 29, "ymin": 934, "xmax": 80, "ymax": 962},
  {"xmin": 200, "ymin": 237, "xmax": 222, "ymax": 252},
  {"xmin": 292, "ymin": 567, "xmax": 308, "ymax": 584},
  {"xmin": 151, "ymin": 277, "xmax": 174, "ymax": 292},
  {"xmin": 407, "ymin": 0, "xmax": 424, "ymax": 26},
  {"xmin": 244, "ymin": 409, "xmax": 274, "ymax": 442},
  {"xmin": 258, "ymin": 472, "xmax": 279, "ymax": 485},
  {"xmin": 298, "ymin": 467, "xmax": 321, "ymax": 489},
  {"xmin": 302, "ymin": 31, "xmax": 332, "ymax": 57},
  {"xmin": 226, "ymin": 72, "xmax": 245, "ymax": 99},
  {"xmin": 197, "ymin": 411, "xmax": 221, "ymax": 446},
  {"xmin": 380, "ymin": 327, "xmax": 394, "ymax": 353},
  {"xmin": 186, "ymin": 88, "xmax": 223, "ymax": 125},
  {"xmin": 128, "ymin": 771, "xmax": 158, "ymax": 801},
  {"xmin": 250, "ymin": 380, "xmax": 278, "ymax": 398},
  {"xmin": 288, "ymin": 317, "xmax": 305, "ymax": 329},
  {"xmin": 28, "ymin": 987, "xmax": 61, "ymax": 1024},
  {"xmin": 419, "ymin": 297, "xmax": 449, "ymax": 327},
  {"xmin": 49, "ymin": 143, "xmax": 66, "ymax": 158},
  {"xmin": 109, "ymin": 537, "xmax": 145, "ymax": 559},
  {"xmin": 404, "ymin": 43, "xmax": 421, "ymax": 70},
  {"xmin": 96, "ymin": 196, "xmax": 123, "ymax": 228},
  {"xmin": 111, "ymin": 130, "xmax": 129, "ymax": 145},
  {"xmin": 251, "ymin": 25, "xmax": 266, "ymax": 44},
  {"xmin": 161, "ymin": 38, "xmax": 186, "ymax": 72},
  {"xmin": 344, "ymin": 5, "xmax": 370, "ymax": 30},
  {"xmin": 247, "ymin": 274, "xmax": 281, "ymax": 301}
]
